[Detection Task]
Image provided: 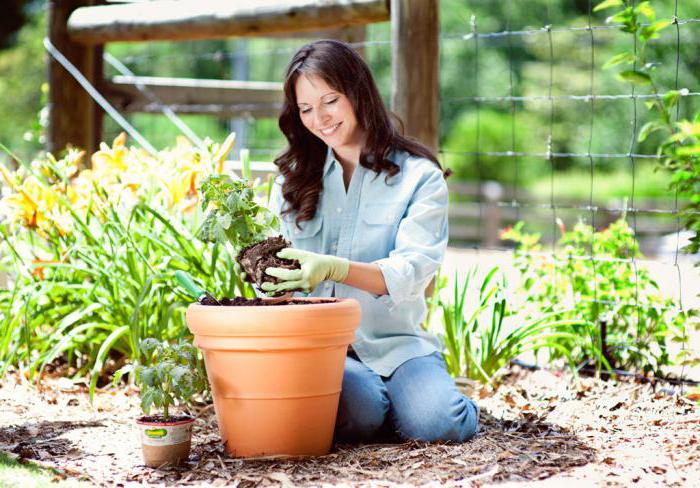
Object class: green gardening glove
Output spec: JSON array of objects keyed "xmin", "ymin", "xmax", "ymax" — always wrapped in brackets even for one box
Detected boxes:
[{"xmin": 261, "ymin": 248, "xmax": 349, "ymax": 294}]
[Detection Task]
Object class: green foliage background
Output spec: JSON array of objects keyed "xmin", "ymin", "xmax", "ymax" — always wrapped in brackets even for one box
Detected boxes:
[{"xmin": 0, "ymin": 0, "xmax": 698, "ymax": 196}]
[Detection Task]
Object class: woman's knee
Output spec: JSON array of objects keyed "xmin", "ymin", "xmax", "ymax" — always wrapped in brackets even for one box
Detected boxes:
[{"xmin": 393, "ymin": 394, "xmax": 480, "ymax": 443}]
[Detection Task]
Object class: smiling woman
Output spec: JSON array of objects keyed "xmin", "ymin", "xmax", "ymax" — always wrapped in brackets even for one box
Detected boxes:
[{"xmin": 261, "ymin": 39, "xmax": 480, "ymax": 445}]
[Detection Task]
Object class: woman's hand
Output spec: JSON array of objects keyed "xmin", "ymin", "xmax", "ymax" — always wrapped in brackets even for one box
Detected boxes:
[{"xmin": 261, "ymin": 248, "xmax": 349, "ymax": 294}]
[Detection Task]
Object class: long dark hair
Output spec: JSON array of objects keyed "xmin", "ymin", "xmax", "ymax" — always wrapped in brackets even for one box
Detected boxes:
[{"xmin": 274, "ymin": 39, "xmax": 446, "ymax": 225}]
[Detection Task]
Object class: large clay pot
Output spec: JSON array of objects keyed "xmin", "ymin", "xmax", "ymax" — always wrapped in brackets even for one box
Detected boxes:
[{"xmin": 186, "ymin": 298, "xmax": 361, "ymax": 457}]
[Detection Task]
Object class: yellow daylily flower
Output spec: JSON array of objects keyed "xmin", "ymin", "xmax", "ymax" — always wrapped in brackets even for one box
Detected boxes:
[
  {"xmin": 1, "ymin": 176, "xmax": 58, "ymax": 230},
  {"xmin": 91, "ymin": 132, "xmax": 129, "ymax": 179}
]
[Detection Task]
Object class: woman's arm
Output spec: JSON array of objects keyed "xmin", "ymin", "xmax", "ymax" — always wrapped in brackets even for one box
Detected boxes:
[
  {"xmin": 343, "ymin": 261, "xmax": 388, "ymax": 296},
  {"xmin": 261, "ymin": 249, "xmax": 389, "ymax": 295}
]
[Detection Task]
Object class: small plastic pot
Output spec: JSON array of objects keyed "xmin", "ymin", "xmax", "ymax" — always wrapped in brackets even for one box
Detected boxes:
[{"xmin": 136, "ymin": 415, "xmax": 194, "ymax": 467}]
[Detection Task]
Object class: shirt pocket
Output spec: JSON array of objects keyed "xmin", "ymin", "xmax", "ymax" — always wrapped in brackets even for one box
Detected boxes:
[
  {"xmin": 358, "ymin": 202, "xmax": 405, "ymax": 258},
  {"xmin": 289, "ymin": 215, "xmax": 323, "ymax": 251}
]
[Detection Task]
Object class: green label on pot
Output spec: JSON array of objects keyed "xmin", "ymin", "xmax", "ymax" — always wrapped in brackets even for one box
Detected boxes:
[
  {"xmin": 139, "ymin": 422, "xmax": 192, "ymax": 446},
  {"xmin": 145, "ymin": 428, "xmax": 167, "ymax": 439}
]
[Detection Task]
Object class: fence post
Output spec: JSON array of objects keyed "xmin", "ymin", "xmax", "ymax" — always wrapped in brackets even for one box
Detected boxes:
[
  {"xmin": 47, "ymin": 0, "xmax": 103, "ymax": 156},
  {"xmin": 390, "ymin": 0, "xmax": 439, "ymax": 152}
]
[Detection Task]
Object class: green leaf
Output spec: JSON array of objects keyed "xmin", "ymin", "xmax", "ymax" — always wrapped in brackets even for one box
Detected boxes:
[
  {"xmin": 637, "ymin": 121, "xmax": 665, "ymax": 142},
  {"xmin": 617, "ymin": 70, "xmax": 652, "ymax": 85},
  {"xmin": 139, "ymin": 367, "xmax": 157, "ymax": 387},
  {"xmin": 593, "ymin": 0, "xmax": 623, "ymax": 12},
  {"xmin": 663, "ymin": 90, "xmax": 680, "ymax": 110},
  {"xmin": 89, "ymin": 325, "xmax": 130, "ymax": 402},
  {"xmin": 140, "ymin": 337, "xmax": 160, "ymax": 357},
  {"xmin": 641, "ymin": 20, "xmax": 671, "ymax": 41},
  {"xmin": 603, "ymin": 52, "xmax": 635, "ymax": 70}
]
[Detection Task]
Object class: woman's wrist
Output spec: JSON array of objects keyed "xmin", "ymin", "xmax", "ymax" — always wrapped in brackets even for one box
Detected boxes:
[{"xmin": 341, "ymin": 261, "xmax": 389, "ymax": 296}]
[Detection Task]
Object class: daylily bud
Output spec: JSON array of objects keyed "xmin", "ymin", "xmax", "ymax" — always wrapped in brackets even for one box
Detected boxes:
[{"xmin": 215, "ymin": 132, "xmax": 236, "ymax": 174}]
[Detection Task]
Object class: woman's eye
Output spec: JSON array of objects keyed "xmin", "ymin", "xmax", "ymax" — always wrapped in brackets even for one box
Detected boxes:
[
  {"xmin": 325, "ymin": 98, "xmax": 339, "ymax": 105},
  {"xmin": 300, "ymin": 107, "xmax": 311, "ymax": 114}
]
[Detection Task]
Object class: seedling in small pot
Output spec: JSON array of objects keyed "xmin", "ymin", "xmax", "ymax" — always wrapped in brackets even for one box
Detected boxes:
[{"xmin": 117, "ymin": 338, "xmax": 207, "ymax": 468}]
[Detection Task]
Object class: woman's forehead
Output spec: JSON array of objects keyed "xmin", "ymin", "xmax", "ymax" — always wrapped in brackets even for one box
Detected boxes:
[{"xmin": 295, "ymin": 74, "xmax": 338, "ymax": 103}]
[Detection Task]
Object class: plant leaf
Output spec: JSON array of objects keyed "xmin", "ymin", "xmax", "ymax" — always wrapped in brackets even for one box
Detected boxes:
[
  {"xmin": 617, "ymin": 70, "xmax": 652, "ymax": 85},
  {"xmin": 593, "ymin": 0, "xmax": 623, "ymax": 12}
]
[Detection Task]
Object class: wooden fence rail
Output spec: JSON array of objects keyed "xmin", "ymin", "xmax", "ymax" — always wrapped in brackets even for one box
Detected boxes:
[{"xmin": 447, "ymin": 181, "xmax": 680, "ymax": 248}]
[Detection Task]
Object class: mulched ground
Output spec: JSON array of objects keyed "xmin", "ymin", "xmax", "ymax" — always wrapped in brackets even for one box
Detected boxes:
[{"xmin": 0, "ymin": 366, "xmax": 698, "ymax": 487}]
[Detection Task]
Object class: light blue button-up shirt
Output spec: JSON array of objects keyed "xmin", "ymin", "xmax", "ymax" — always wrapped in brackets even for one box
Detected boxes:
[{"xmin": 268, "ymin": 147, "xmax": 449, "ymax": 376}]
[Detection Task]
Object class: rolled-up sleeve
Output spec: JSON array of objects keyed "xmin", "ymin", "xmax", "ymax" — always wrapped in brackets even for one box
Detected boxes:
[{"xmin": 373, "ymin": 166, "xmax": 449, "ymax": 309}]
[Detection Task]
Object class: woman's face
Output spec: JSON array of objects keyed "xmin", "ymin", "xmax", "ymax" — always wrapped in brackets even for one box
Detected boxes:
[{"xmin": 294, "ymin": 74, "xmax": 364, "ymax": 152}]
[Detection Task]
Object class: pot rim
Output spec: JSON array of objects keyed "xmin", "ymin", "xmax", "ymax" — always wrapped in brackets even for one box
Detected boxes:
[
  {"xmin": 136, "ymin": 415, "xmax": 195, "ymax": 427},
  {"xmin": 187, "ymin": 297, "xmax": 359, "ymax": 310}
]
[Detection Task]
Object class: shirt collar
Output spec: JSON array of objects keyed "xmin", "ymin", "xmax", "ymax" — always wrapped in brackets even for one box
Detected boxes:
[
  {"xmin": 324, "ymin": 146, "xmax": 399, "ymax": 179},
  {"xmin": 323, "ymin": 146, "xmax": 336, "ymax": 178}
]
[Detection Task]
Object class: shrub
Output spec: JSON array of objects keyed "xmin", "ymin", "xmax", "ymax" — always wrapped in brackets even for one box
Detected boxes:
[{"xmin": 502, "ymin": 218, "xmax": 693, "ymax": 376}]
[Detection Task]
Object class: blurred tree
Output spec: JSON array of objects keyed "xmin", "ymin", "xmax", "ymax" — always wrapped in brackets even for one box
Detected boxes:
[{"xmin": 0, "ymin": 0, "xmax": 33, "ymax": 49}]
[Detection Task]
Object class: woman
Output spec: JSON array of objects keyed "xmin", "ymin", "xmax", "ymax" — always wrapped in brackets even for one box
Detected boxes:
[{"xmin": 262, "ymin": 39, "xmax": 479, "ymax": 444}]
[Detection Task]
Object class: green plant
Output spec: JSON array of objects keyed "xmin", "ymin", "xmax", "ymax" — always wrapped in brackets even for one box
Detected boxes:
[
  {"xmin": 0, "ymin": 133, "xmax": 254, "ymax": 394},
  {"xmin": 439, "ymin": 266, "xmax": 588, "ymax": 384},
  {"xmin": 422, "ymin": 269, "xmax": 447, "ymax": 331},
  {"xmin": 595, "ymin": 0, "xmax": 700, "ymax": 261},
  {"xmin": 196, "ymin": 172, "xmax": 278, "ymax": 250},
  {"xmin": 126, "ymin": 338, "xmax": 207, "ymax": 420},
  {"xmin": 502, "ymin": 218, "xmax": 693, "ymax": 376},
  {"xmin": 593, "ymin": 0, "xmax": 700, "ymax": 375}
]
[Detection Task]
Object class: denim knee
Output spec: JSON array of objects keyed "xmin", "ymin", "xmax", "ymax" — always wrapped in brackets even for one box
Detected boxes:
[{"xmin": 393, "ymin": 393, "xmax": 480, "ymax": 443}]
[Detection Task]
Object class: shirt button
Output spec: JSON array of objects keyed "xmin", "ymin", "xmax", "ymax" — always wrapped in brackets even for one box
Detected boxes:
[{"xmin": 336, "ymin": 207, "xmax": 343, "ymax": 213}]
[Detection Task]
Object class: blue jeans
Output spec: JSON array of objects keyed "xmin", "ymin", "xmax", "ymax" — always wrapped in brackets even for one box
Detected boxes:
[{"xmin": 334, "ymin": 351, "xmax": 480, "ymax": 443}]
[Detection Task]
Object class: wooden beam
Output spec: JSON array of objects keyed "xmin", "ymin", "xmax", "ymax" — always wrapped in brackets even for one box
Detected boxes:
[
  {"xmin": 390, "ymin": 0, "xmax": 439, "ymax": 153},
  {"xmin": 48, "ymin": 0, "xmax": 104, "ymax": 155},
  {"xmin": 103, "ymin": 76, "xmax": 284, "ymax": 118},
  {"xmin": 67, "ymin": 0, "xmax": 389, "ymax": 44}
]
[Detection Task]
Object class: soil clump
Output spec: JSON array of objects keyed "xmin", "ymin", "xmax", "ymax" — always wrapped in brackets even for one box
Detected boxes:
[{"xmin": 236, "ymin": 236, "xmax": 300, "ymax": 292}]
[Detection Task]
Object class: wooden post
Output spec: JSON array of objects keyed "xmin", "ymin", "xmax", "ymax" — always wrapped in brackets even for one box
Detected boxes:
[
  {"xmin": 390, "ymin": 0, "xmax": 439, "ymax": 153},
  {"xmin": 48, "ymin": 0, "xmax": 103, "ymax": 155}
]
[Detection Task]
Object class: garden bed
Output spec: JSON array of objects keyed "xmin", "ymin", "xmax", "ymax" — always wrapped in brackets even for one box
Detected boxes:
[{"xmin": 1, "ymin": 366, "xmax": 697, "ymax": 487}]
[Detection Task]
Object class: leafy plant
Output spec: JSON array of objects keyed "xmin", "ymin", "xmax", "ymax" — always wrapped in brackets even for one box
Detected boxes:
[
  {"xmin": 594, "ymin": 0, "xmax": 700, "ymax": 376},
  {"xmin": 0, "ymin": 133, "xmax": 255, "ymax": 393},
  {"xmin": 439, "ymin": 266, "xmax": 589, "ymax": 384},
  {"xmin": 126, "ymin": 338, "xmax": 208, "ymax": 420},
  {"xmin": 596, "ymin": 0, "xmax": 700, "ymax": 261},
  {"xmin": 502, "ymin": 218, "xmax": 693, "ymax": 376},
  {"xmin": 196, "ymin": 172, "xmax": 278, "ymax": 250}
]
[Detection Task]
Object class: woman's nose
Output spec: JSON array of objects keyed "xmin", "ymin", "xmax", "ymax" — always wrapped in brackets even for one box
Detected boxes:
[{"xmin": 315, "ymin": 107, "xmax": 331, "ymax": 127}]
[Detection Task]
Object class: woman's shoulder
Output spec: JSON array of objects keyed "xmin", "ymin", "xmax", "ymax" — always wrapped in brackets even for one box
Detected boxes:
[{"xmin": 389, "ymin": 149, "xmax": 444, "ymax": 180}]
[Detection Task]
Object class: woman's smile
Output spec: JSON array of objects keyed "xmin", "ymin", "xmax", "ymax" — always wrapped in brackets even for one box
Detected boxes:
[{"xmin": 319, "ymin": 122, "xmax": 342, "ymax": 136}]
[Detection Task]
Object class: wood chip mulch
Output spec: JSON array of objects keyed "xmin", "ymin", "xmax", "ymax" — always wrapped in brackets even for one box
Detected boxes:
[{"xmin": 0, "ymin": 366, "xmax": 698, "ymax": 487}]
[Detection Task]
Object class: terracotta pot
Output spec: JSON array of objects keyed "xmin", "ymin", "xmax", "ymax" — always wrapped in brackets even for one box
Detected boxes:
[
  {"xmin": 136, "ymin": 416, "xmax": 194, "ymax": 467},
  {"xmin": 186, "ymin": 297, "xmax": 361, "ymax": 458}
]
